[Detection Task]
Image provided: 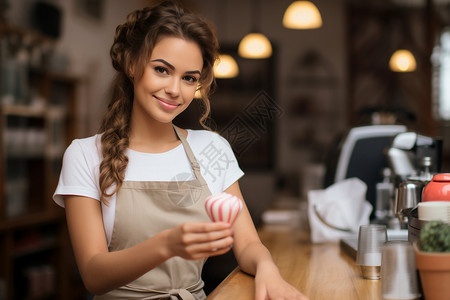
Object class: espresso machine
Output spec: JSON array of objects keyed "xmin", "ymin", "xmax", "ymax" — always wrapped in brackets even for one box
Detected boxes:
[
  {"xmin": 386, "ymin": 132, "xmax": 443, "ymax": 241},
  {"xmin": 387, "ymin": 132, "xmax": 442, "ymax": 181}
]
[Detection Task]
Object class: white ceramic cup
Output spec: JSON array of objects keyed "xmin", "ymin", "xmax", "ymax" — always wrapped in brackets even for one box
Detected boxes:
[{"xmin": 418, "ymin": 201, "xmax": 450, "ymax": 222}]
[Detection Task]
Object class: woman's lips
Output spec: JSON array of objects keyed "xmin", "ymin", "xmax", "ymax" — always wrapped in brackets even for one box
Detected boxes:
[{"xmin": 155, "ymin": 96, "xmax": 179, "ymax": 111}]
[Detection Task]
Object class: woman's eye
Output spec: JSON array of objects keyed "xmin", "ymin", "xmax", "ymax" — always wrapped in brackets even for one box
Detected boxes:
[
  {"xmin": 183, "ymin": 75, "xmax": 198, "ymax": 83},
  {"xmin": 155, "ymin": 66, "xmax": 168, "ymax": 74}
]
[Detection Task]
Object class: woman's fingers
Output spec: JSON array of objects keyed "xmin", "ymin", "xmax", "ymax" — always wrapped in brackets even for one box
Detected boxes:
[
  {"xmin": 180, "ymin": 221, "xmax": 231, "ymax": 233},
  {"xmin": 186, "ymin": 242, "xmax": 233, "ymax": 260},
  {"xmin": 185, "ymin": 235, "xmax": 234, "ymax": 252},
  {"xmin": 181, "ymin": 227, "xmax": 233, "ymax": 244},
  {"xmin": 167, "ymin": 222, "xmax": 234, "ymax": 259}
]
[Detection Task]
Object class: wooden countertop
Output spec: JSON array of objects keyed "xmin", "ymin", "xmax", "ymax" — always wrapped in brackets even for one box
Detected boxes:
[{"xmin": 207, "ymin": 223, "xmax": 382, "ymax": 300}]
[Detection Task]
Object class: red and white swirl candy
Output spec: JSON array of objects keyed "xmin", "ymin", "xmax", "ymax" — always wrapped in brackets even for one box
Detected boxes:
[{"xmin": 205, "ymin": 192, "xmax": 243, "ymax": 225}]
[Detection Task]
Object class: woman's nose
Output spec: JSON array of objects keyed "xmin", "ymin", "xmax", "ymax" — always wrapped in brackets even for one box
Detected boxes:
[{"xmin": 165, "ymin": 77, "xmax": 180, "ymax": 97}]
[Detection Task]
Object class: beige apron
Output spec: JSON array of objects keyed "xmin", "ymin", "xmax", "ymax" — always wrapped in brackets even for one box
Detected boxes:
[{"xmin": 95, "ymin": 126, "xmax": 212, "ymax": 300}]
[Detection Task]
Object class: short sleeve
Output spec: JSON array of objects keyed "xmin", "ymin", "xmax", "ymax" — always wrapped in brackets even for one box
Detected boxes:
[
  {"xmin": 214, "ymin": 133, "xmax": 245, "ymax": 191},
  {"xmin": 190, "ymin": 130, "xmax": 244, "ymax": 194},
  {"xmin": 53, "ymin": 139, "xmax": 102, "ymax": 207}
]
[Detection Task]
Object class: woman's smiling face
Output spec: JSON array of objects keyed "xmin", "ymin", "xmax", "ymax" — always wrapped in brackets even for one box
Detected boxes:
[{"xmin": 132, "ymin": 36, "xmax": 203, "ymax": 125}]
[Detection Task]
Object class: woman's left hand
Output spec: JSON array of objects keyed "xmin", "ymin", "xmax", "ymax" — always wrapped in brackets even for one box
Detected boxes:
[{"xmin": 254, "ymin": 263, "xmax": 309, "ymax": 300}]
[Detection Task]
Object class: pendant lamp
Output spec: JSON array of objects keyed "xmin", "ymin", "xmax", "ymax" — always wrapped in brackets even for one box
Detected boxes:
[
  {"xmin": 389, "ymin": 49, "xmax": 417, "ymax": 72},
  {"xmin": 214, "ymin": 54, "xmax": 239, "ymax": 78},
  {"xmin": 283, "ymin": 1, "xmax": 323, "ymax": 29},
  {"xmin": 238, "ymin": 33, "xmax": 272, "ymax": 59},
  {"xmin": 238, "ymin": 0, "xmax": 272, "ymax": 59}
]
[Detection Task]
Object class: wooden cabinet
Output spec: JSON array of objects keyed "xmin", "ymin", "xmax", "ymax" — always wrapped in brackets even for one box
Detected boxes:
[{"xmin": 0, "ymin": 24, "xmax": 86, "ymax": 299}]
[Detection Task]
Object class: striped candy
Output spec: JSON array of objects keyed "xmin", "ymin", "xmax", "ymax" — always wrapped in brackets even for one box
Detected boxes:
[{"xmin": 205, "ymin": 192, "xmax": 243, "ymax": 225}]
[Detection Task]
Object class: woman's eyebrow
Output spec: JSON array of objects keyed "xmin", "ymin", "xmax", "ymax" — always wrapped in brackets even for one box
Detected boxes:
[
  {"xmin": 186, "ymin": 70, "xmax": 201, "ymax": 75},
  {"xmin": 151, "ymin": 59, "xmax": 175, "ymax": 70},
  {"xmin": 151, "ymin": 58, "xmax": 201, "ymax": 75}
]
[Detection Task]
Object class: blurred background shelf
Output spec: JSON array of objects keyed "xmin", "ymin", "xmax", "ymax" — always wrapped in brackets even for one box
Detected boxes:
[{"xmin": 0, "ymin": 23, "xmax": 86, "ymax": 300}]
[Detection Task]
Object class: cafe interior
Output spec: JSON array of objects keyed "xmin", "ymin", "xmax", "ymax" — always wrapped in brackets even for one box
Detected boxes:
[{"xmin": 1, "ymin": 0, "xmax": 450, "ymax": 299}]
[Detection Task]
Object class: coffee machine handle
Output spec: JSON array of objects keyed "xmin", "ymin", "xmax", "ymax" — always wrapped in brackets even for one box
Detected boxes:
[{"xmin": 387, "ymin": 148, "xmax": 415, "ymax": 179}]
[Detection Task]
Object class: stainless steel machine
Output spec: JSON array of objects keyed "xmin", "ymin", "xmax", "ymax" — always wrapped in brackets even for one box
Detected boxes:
[{"xmin": 386, "ymin": 131, "xmax": 443, "ymax": 242}]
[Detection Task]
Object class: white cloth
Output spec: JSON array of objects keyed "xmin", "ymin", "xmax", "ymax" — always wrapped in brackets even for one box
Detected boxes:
[
  {"xmin": 308, "ymin": 177, "xmax": 373, "ymax": 243},
  {"xmin": 53, "ymin": 129, "xmax": 244, "ymax": 245}
]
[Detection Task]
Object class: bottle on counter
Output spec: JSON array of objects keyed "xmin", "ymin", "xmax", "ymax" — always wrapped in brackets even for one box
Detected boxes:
[{"xmin": 375, "ymin": 167, "xmax": 394, "ymax": 221}]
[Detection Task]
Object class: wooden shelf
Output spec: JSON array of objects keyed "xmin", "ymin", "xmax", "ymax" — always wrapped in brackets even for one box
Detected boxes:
[
  {"xmin": 0, "ymin": 104, "xmax": 47, "ymax": 118},
  {"xmin": 0, "ymin": 210, "xmax": 64, "ymax": 233},
  {"xmin": 13, "ymin": 237, "xmax": 58, "ymax": 259},
  {"xmin": 0, "ymin": 22, "xmax": 55, "ymax": 44},
  {"xmin": 0, "ymin": 23, "xmax": 86, "ymax": 300}
]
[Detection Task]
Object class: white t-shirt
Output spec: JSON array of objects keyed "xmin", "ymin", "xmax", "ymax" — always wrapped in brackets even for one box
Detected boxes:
[{"xmin": 53, "ymin": 129, "xmax": 244, "ymax": 245}]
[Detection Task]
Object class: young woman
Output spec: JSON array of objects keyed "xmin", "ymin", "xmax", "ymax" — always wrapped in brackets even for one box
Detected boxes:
[{"xmin": 54, "ymin": 1, "xmax": 308, "ymax": 299}]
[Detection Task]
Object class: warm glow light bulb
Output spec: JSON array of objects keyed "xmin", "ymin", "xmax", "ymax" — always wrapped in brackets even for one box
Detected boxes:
[
  {"xmin": 238, "ymin": 33, "xmax": 272, "ymax": 59},
  {"xmin": 389, "ymin": 49, "xmax": 417, "ymax": 72},
  {"xmin": 214, "ymin": 54, "xmax": 239, "ymax": 78},
  {"xmin": 283, "ymin": 1, "xmax": 323, "ymax": 29}
]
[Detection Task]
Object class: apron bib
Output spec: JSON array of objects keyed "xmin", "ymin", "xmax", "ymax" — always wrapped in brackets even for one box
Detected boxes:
[{"xmin": 94, "ymin": 126, "xmax": 212, "ymax": 300}]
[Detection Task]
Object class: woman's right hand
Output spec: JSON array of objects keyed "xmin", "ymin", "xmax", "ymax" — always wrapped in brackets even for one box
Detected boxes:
[{"xmin": 164, "ymin": 222, "xmax": 234, "ymax": 260}]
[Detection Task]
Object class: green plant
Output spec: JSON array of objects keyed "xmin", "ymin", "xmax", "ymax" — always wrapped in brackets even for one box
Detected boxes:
[{"xmin": 418, "ymin": 220, "xmax": 450, "ymax": 253}]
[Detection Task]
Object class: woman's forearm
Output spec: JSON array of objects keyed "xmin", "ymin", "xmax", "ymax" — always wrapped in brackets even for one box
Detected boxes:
[
  {"xmin": 78, "ymin": 229, "xmax": 171, "ymax": 295},
  {"xmin": 235, "ymin": 240, "xmax": 278, "ymax": 276}
]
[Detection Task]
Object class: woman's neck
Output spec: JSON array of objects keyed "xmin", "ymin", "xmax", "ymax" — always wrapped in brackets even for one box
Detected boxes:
[{"xmin": 128, "ymin": 121, "xmax": 181, "ymax": 153}]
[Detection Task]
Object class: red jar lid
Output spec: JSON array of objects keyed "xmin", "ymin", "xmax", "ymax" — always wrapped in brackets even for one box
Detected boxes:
[
  {"xmin": 422, "ymin": 173, "xmax": 450, "ymax": 202},
  {"xmin": 432, "ymin": 173, "xmax": 450, "ymax": 182}
]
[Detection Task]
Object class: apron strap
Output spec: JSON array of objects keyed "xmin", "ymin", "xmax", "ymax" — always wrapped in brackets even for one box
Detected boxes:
[{"xmin": 173, "ymin": 125, "xmax": 206, "ymax": 185}]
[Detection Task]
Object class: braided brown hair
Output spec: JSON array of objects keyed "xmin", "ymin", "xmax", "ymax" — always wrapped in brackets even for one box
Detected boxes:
[{"xmin": 98, "ymin": 0, "xmax": 219, "ymax": 203}]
